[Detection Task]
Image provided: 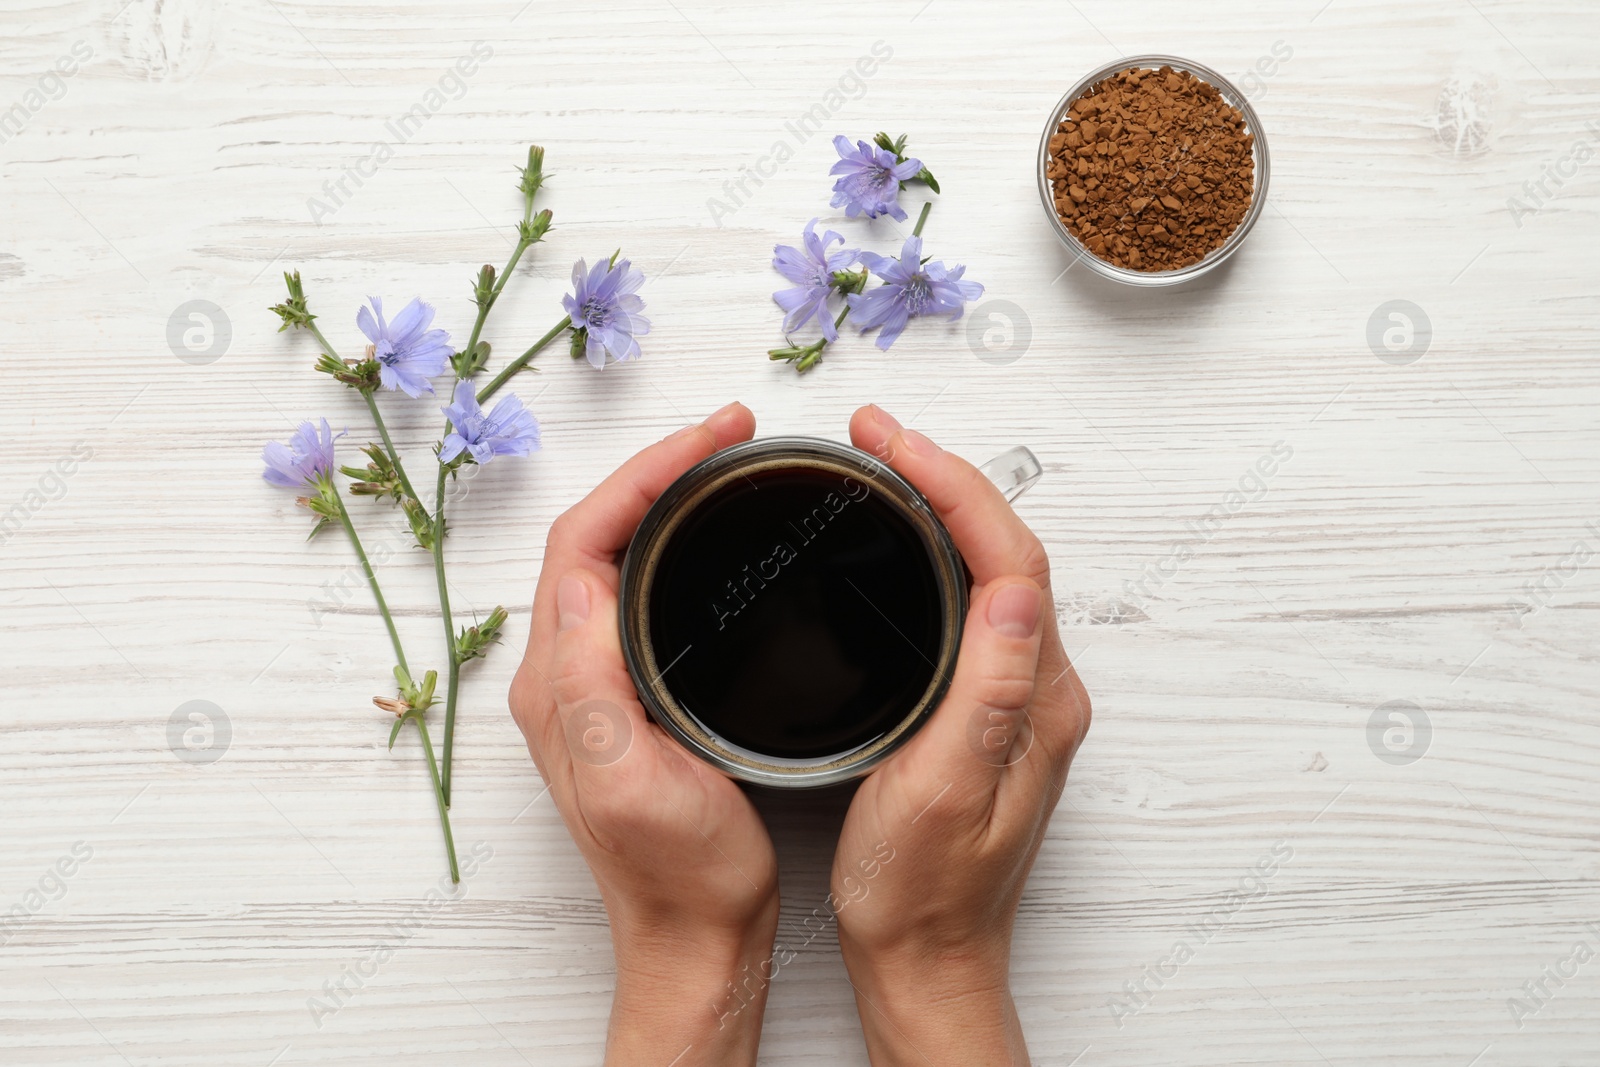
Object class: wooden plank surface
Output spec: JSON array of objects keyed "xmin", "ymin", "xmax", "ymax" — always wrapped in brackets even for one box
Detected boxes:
[{"xmin": 2, "ymin": 0, "xmax": 1597, "ymax": 1063}]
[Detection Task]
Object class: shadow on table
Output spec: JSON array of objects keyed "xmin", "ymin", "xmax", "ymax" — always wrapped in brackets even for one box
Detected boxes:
[{"xmin": 748, "ymin": 781, "xmax": 858, "ymax": 931}]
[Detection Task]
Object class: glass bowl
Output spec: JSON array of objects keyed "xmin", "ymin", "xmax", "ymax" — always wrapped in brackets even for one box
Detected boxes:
[{"xmin": 1036, "ymin": 54, "xmax": 1271, "ymax": 287}]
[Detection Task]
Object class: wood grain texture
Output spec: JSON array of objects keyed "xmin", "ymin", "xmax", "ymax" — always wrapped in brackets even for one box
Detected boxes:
[{"xmin": 2, "ymin": 0, "xmax": 1597, "ymax": 1063}]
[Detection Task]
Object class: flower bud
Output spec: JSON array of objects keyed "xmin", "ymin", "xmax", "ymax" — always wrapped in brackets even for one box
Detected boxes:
[
  {"xmin": 456, "ymin": 606, "xmax": 509, "ymax": 662},
  {"xmin": 268, "ymin": 270, "xmax": 317, "ymax": 332},
  {"xmin": 518, "ymin": 145, "xmax": 545, "ymax": 200},
  {"xmin": 518, "ymin": 208, "xmax": 553, "ymax": 244},
  {"xmin": 472, "ymin": 265, "xmax": 496, "ymax": 311},
  {"xmin": 831, "ymin": 268, "xmax": 869, "ymax": 295},
  {"xmin": 314, "ymin": 351, "xmax": 380, "ymax": 391}
]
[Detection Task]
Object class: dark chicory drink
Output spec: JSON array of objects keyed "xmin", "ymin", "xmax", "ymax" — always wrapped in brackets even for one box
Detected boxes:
[
  {"xmin": 654, "ymin": 467, "xmax": 939, "ymax": 758},
  {"xmin": 619, "ymin": 438, "xmax": 967, "ymax": 788}
]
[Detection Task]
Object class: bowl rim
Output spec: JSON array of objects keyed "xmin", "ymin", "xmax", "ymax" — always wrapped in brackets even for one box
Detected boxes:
[{"xmin": 1037, "ymin": 53, "xmax": 1272, "ymax": 287}]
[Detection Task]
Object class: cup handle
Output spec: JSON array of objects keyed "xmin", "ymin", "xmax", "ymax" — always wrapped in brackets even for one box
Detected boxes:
[{"xmin": 979, "ymin": 446, "xmax": 1043, "ymax": 503}]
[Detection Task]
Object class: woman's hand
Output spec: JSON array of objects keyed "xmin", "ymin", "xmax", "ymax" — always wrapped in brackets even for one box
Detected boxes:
[
  {"xmin": 508, "ymin": 402, "xmax": 779, "ymax": 1067},
  {"xmin": 830, "ymin": 405, "xmax": 1092, "ymax": 1067}
]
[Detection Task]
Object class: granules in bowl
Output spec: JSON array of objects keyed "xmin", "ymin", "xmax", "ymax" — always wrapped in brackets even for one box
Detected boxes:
[{"xmin": 1045, "ymin": 64, "xmax": 1256, "ymax": 274}]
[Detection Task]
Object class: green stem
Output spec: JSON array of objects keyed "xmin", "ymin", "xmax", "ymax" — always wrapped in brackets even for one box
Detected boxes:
[
  {"xmin": 430, "ymin": 192, "xmax": 556, "ymax": 806},
  {"xmin": 794, "ymin": 306, "xmax": 851, "ymax": 373},
  {"xmin": 912, "ymin": 200, "xmax": 933, "ymax": 238},
  {"xmin": 305, "ymin": 322, "xmax": 343, "ymax": 363},
  {"xmin": 433, "ymin": 313, "xmax": 568, "ymax": 808},
  {"xmin": 465, "ymin": 237, "xmax": 533, "ymax": 360},
  {"xmin": 433, "ymin": 463, "xmax": 460, "ymax": 805},
  {"xmin": 476, "ymin": 316, "xmax": 572, "ymax": 404},
  {"xmin": 410, "ymin": 711, "xmax": 461, "ymax": 884},
  {"xmin": 361, "ymin": 389, "xmax": 422, "ymax": 505},
  {"xmin": 330, "ymin": 488, "xmax": 408, "ymax": 677}
]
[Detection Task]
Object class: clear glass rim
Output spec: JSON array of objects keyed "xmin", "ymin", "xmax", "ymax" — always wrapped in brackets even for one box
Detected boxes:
[{"xmin": 1036, "ymin": 53, "xmax": 1272, "ymax": 287}]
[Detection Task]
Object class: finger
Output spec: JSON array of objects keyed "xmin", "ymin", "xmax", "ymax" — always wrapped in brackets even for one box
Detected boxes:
[
  {"xmin": 547, "ymin": 400, "xmax": 756, "ymax": 576},
  {"xmin": 848, "ymin": 405, "xmax": 1050, "ymax": 591},
  {"xmin": 545, "ymin": 569, "xmax": 651, "ymax": 805},
  {"xmin": 892, "ymin": 576, "xmax": 1045, "ymax": 801}
]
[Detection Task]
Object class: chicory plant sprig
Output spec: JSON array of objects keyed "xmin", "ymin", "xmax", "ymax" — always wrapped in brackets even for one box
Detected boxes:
[{"xmin": 262, "ymin": 145, "xmax": 655, "ymax": 880}]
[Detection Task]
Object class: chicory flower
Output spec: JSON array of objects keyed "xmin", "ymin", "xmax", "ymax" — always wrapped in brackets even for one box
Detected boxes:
[
  {"xmin": 772, "ymin": 218, "xmax": 859, "ymax": 342},
  {"xmin": 439, "ymin": 381, "xmax": 540, "ymax": 465},
  {"xmin": 357, "ymin": 297, "xmax": 452, "ymax": 398},
  {"xmin": 262, "ymin": 418, "xmax": 343, "ymax": 489},
  {"xmin": 846, "ymin": 236, "xmax": 984, "ymax": 351},
  {"xmin": 829, "ymin": 136, "xmax": 922, "ymax": 221},
  {"xmin": 562, "ymin": 257, "xmax": 650, "ymax": 369}
]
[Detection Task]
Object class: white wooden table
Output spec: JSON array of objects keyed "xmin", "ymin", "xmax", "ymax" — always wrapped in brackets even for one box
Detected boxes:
[{"xmin": 3, "ymin": 1, "xmax": 1597, "ymax": 1063}]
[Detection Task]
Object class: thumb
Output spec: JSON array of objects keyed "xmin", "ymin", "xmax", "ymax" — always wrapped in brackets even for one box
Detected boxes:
[
  {"xmin": 549, "ymin": 569, "xmax": 648, "ymax": 778},
  {"xmin": 899, "ymin": 577, "xmax": 1045, "ymax": 798}
]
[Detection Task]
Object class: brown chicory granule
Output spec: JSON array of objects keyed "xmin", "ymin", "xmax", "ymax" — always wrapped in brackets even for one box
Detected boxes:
[{"xmin": 1047, "ymin": 65, "xmax": 1255, "ymax": 272}]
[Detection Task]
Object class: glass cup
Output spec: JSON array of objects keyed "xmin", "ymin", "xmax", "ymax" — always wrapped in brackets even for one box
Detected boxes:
[{"xmin": 618, "ymin": 437, "xmax": 1040, "ymax": 789}]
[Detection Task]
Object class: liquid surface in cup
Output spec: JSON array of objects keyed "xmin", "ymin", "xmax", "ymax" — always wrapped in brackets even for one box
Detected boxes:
[{"xmin": 647, "ymin": 465, "xmax": 942, "ymax": 760}]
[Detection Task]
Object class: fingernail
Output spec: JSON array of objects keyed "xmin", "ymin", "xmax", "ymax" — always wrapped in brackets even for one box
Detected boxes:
[
  {"xmin": 868, "ymin": 404, "xmax": 902, "ymax": 431},
  {"xmin": 697, "ymin": 402, "xmax": 748, "ymax": 445},
  {"xmin": 557, "ymin": 575, "xmax": 590, "ymax": 632},
  {"xmin": 899, "ymin": 429, "xmax": 939, "ymax": 458},
  {"xmin": 988, "ymin": 583, "xmax": 1041, "ymax": 639}
]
